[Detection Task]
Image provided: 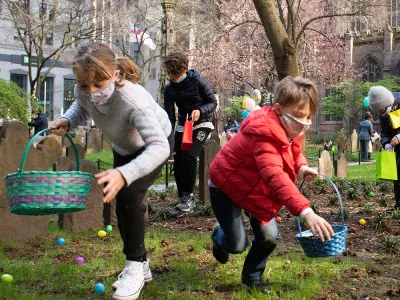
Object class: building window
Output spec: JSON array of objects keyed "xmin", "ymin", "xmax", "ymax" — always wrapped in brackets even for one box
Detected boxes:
[
  {"xmin": 38, "ymin": 77, "xmax": 54, "ymax": 119},
  {"xmin": 149, "ymin": 68, "xmax": 156, "ymax": 79},
  {"xmin": 361, "ymin": 57, "xmax": 382, "ymax": 83},
  {"xmin": 10, "ymin": 73, "xmax": 27, "ymax": 92},
  {"xmin": 388, "ymin": 0, "xmax": 400, "ymax": 27},
  {"xmin": 63, "ymin": 78, "xmax": 76, "ymax": 111},
  {"xmin": 46, "ymin": 32, "xmax": 53, "ymax": 45},
  {"xmin": 351, "ymin": 15, "xmax": 368, "ymax": 32}
]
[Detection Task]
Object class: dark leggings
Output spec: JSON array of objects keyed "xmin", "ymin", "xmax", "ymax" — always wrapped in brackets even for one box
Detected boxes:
[{"xmin": 113, "ymin": 134, "xmax": 173, "ymax": 261}]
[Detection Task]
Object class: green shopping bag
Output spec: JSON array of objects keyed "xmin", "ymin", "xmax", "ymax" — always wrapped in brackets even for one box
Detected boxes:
[{"xmin": 376, "ymin": 151, "xmax": 398, "ymax": 180}]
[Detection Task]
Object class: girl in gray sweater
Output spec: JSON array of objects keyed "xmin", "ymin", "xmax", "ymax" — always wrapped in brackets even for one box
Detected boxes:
[{"xmin": 51, "ymin": 42, "xmax": 172, "ymax": 300}]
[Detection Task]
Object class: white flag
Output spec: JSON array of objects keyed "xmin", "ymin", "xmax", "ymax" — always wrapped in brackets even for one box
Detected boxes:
[{"xmin": 130, "ymin": 24, "xmax": 156, "ymax": 50}]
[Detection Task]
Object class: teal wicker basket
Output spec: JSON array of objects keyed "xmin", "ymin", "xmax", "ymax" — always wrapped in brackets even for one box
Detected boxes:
[
  {"xmin": 4, "ymin": 128, "xmax": 94, "ymax": 216},
  {"xmin": 296, "ymin": 174, "xmax": 347, "ymax": 258}
]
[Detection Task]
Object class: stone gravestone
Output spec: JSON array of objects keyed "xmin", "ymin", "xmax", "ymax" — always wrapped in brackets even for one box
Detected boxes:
[
  {"xmin": 86, "ymin": 128, "xmax": 103, "ymax": 154},
  {"xmin": 335, "ymin": 154, "xmax": 348, "ymax": 178},
  {"xmin": 209, "ymin": 131, "xmax": 220, "ymax": 144},
  {"xmin": 39, "ymin": 137, "xmax": 63, "ymax": 167},
  {"xmin": 66, "ymin": 144, "xmax": 85, "ymax": 170},
  {"xmin": 0, "ymin": 122, "xmax": 48, "ymax": 242},
  {"xmin": 351, "ymin": 129, "xmax": 358, "ymax": 153},
  {"xmin": 58, "ymin": 160, "xmax": 103, "ymax": 232},
  {"xmin": 199, "ymin": 140, "xmax": 221, "ymax": 205},
  {"xmin": 338, "ymin": 135, "xmax": 346, "ymax": 155},
  {"xmin": 318, "ymin": 150, "xmax": 333, "ymax": 178}
]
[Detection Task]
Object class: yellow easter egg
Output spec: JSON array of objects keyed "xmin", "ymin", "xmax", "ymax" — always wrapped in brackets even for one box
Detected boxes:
[
  {"xmin": 359, "ymin": 219, "xmax": 366, "ymax": 225},
  {"xmin": 98, "ymin": 230, "xmax": 107, "ymax": 237}
]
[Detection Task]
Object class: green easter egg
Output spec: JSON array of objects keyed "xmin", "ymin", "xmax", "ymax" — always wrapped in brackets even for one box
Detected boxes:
[
  {"xmin": 369, "ymin": 192, "xmax": 375, "ymax": 197},
  {"xmin": 1, "ymin": 274, "xmax": 13, "ymax": 284},
  {"xmin": 106, "ymin": 225, "xmax": 112, "ymax": 233}
]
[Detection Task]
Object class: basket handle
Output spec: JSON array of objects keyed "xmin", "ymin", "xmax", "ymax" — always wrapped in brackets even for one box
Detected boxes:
[
  {"xmin": 297, "ymin": 174, "xmax": 344, "ymax": 237},
  {"xmin": 18, "ymin": 128, "xmax": 79, "ymax": 179}
]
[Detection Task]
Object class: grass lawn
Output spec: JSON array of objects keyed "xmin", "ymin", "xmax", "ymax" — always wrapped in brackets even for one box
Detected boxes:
[
  {"xmin": 0, "ymin": 220, "xmax": 361, "ymax": 300},
  {"xmin": 347, "ymin": 162, "xmax": 376, "ymax": 181}
]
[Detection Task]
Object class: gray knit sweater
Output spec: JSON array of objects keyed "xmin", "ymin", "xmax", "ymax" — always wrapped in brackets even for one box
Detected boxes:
[{"xmin": 63, "ymin": 81, "xmax": 172, "ymax": 186}]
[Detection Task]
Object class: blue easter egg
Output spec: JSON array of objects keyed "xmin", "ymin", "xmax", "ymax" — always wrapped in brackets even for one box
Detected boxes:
[
  {"xmin": 57, "ymin": 238, "xmax": 65, "ymax": 245},
  {"xmin": 94, "ymin": 283, "xmax": 105, "ymax": 294}
]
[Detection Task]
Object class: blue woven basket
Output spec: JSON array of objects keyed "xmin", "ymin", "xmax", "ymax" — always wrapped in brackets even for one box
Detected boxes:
[{"xmin": 296, "ymin": 174, "xmax": 347, "ymax": 258}]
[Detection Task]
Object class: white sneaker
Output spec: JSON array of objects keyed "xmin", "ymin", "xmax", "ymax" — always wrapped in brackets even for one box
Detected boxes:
[
  {"xmin": 113, "ymin": 259, "xmax": 152, "ymax": 289},
  {"xmin": 112, "ymin": 261, "xmax": 144, "ymax": 300}
]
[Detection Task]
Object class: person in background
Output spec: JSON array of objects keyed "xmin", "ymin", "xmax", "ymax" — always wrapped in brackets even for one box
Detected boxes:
[
  {"xmin": 359, "ymin": 113, "xmax": 373, "ymax": 162},
  {"xmin": 28, "ymin": 107, "xmax": 49, "ymax": 147},
  {"xmin": 208, "ymin": 76, "xmax": 334, "ymax": 293},
  {"xmin": 224, "ymin": 116, "xmax": 240, "ymax": 134},
  {"xmin": 163, "ymin": 51, "xmax": 217, "ymax": 216},
  {"xmin": 323, "ymin": 139, "xmax": 333, "ymax": 151},
  {"xmin": 368, "ymin": 86, "xmax": 400, "ymax": 211}
]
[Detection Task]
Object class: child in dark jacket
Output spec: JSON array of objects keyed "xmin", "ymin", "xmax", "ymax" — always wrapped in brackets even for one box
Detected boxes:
[{"xmin": 208, "ymin": 76, "xmax": 334, "ymax": 293}]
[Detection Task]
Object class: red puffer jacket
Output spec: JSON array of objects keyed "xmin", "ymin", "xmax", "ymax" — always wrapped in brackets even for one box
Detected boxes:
[{"xmin": 209, "ymin": 106, "xmax": 310, "ymax": 225}]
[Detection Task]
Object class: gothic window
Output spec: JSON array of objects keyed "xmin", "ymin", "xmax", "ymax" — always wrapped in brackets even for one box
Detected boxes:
[
  {"xmin": 361, "ymin": 57, "xmax": 382, "ymax": 83},
  {"xmin": 388, "ymin": 0, "xmax": 400, "ymax": 27}
]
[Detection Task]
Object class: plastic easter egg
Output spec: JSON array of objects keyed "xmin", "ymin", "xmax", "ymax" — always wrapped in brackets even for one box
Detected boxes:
[
  {"xmin": 363, "ymin": 97, "xmax": 369, "ymax": 107},
  {"xmin": 1, "ymin": 274, "xmax": 13, "ymax": 284},
  {"xmin": 359, "ymin": 219, "xmax": 366, "ymax": 225},
  {"xmin": 57, "ymin": 238, "xmax": 65, "ymax": 245},
  {"xmin": 98, "ymin": 230, "xmax": 107, "ymax": 237},
  {"xmin": 106, "ymin": 225, "xmax": 113, "ymax": 233},
  {"xmin": 94, "ymin": 283, "xmax": 105, "ymax": 294},
  {"xmin": 75, "ymin": 256, "xmax": 85, "ymax": 264},
  {"xmin": 241, "ymin": 110, "xmax": 251, "ymax": 119},
  {"xmin": 369, "ymin": 192, "xmax": 375, "ymax": 197}
]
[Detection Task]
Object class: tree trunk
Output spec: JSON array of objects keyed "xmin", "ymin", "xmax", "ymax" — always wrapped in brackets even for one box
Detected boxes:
[{"xmin": 252, "ymin": 0, "xmax": 300, "ymax": 79}]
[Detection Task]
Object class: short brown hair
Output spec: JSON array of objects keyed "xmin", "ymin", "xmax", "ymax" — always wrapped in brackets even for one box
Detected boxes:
[
  {"xmin": 70, "ymin": 42, "xmax": 141, "ymax": 85},
  {"xmin": 274, "ymin": 76, "xmax": 318, "ymax": 116},
  {"xmin": 163, "ymin": 51, "xmax": 188, "ymax": 75}
]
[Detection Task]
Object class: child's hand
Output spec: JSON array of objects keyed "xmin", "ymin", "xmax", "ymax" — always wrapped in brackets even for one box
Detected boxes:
[
  {"xmin": 298, "ymin": 166, "xmax": 318, "ymax": 182},
  {"xmin": 95, "ymin": 169, "xmax": 126, "ymax": 203},
  {"xmin": 303, "ymin": 212, "xmax": 334, "ymax": 242},
  {"xmin": 50, "ymin": 118, "xmax": 69, "ymax": 136}
]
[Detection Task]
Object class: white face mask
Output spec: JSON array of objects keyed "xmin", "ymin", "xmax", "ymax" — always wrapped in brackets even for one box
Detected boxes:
[
  {"xmin": 380, "ymin": 105, "xmax": 392, "ymax": 117},
  {"xmin": 280, "ymin": 112, "xmax": 311, "ymax": 140},
  {"xmin": 76, "ymin": 73, "xmax": 116, "ymax": 106}
]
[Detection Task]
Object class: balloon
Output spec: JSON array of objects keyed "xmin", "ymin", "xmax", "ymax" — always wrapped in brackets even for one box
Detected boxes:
[
  {"xmin": 243, "ymin": 97, "xmax": 256, "ymax": 111},
  {"xmin": 254, "ymin": 105, "xmax": 261, "ymax": 110},
  {"xmin": 363, "ymin": 97, "xmax": 369, "ymax": 107},
  {"xmin": 251, "ymin": 89, "xmax": 262, "ymax": 103},
  {"xmin": 242, "ymin": 110, "xmax": 251, "ymax": 119}
]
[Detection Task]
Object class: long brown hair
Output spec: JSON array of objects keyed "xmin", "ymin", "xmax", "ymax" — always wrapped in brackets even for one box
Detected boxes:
[{"xmin": 70, "ymin": 42, "xmax": 141, "ymax": 85}]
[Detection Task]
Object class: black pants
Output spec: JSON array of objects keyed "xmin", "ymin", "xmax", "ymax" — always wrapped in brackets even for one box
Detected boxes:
[
  {"xmin": 174, "ymin": 128, "xmax": 211, "ymax": 197},
  {"xmin": 113, "ymin": 133, "xmax": 173, "ymax": 261}
]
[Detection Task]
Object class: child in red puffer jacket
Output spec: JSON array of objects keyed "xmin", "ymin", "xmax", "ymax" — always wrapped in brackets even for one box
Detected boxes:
[{"xmin": 208, "ymin": 76, "xmax": 334, "ymax": 293}]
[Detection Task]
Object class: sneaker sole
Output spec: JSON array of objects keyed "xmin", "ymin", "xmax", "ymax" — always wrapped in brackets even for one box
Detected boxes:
[
  {"xmin": 112, "ymin": 280, "xmax": 144, "ymax": 300},
  {"xmin": 112, "ymin": 275, "xmax": 152, "ymax": 289}
]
